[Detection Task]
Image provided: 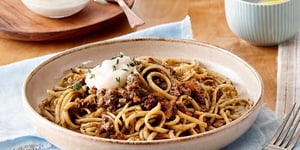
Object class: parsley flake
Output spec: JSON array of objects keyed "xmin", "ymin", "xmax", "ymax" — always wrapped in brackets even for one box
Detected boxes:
[
  {"xmin": 115, "ymin": 77, "xmax": 121, "ymax": 83},
  {"xmin": 89, "ymin": 74, "xmax": 95, "ymax": 79},
  {"xmin": 70, "ymin": 82, "xmax": 82, "ymax": 90},
  {"xmin": 111, "ymin": 52, "xmax": 125, "ymax": 60},
  {"xmin": 122, "ymin": 68, "xmax": 129, "ymax": 71},
  {"xmin": 112, "ymin": 65, "xmax": 117, "ymax": 71}
]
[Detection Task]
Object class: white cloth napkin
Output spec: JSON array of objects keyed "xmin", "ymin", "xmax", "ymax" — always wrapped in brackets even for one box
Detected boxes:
[
  {"xmin": 0, "ymin": 16, "xmax": 298, "ymax": 150},
  {"xmin": 277, "ymin": 32, "xmax": 300, "ymax": 115}
]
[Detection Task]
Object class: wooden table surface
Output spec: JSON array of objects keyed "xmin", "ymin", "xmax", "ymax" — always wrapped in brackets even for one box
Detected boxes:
[{"xmin": 0, "ymin": 0, "xmax": 277, "ymax": 110}]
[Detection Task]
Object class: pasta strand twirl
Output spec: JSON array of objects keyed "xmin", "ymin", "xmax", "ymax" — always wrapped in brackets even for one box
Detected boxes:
[{"xmin": 39, "ymin": 55, "xmax": 253, "ymax": 141}]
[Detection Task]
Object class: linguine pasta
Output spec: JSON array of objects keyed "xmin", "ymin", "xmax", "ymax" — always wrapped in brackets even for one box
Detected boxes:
[{"xmin": 39, "ymin": 54, "xmax": 253, "ymax": 141}]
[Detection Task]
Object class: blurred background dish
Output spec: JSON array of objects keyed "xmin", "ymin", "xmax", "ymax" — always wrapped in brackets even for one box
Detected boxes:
[
  {"xmin": 224, "ymin": 0, "xmax": 300, "ymax": 46},
  {"xmin": 21, "ymin": 0, "xmax": 89, "ymax": 18},
  {"xmin": 0, "ymin": 0, "xmax": 134, "ymax": 41}
]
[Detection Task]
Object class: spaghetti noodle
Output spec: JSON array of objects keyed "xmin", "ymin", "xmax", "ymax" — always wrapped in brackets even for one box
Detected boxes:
[{"xmin": 39, "ymin": 54, "xmax": 252, "ymax": 141}]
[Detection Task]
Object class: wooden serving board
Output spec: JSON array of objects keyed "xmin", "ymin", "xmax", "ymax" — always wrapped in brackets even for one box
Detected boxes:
[{"xmin": 0, "ymin": 0, "xmax": 134, "ymax": 41}]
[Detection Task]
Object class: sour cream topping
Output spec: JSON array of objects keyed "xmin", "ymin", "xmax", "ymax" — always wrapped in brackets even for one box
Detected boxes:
[{"xmin": 85, "ymin": 55, "xmax": 136, "ymax": 90}]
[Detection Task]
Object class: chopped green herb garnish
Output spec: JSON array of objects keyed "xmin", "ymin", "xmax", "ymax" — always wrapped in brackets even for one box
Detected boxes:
[
  {"xmin": 87, "ymin": 69, "xmax": 95, "ymax": 79},
  {"xmin": 130, "ymin": 57, "xmax": 138, "ymax": 66},
  {"xmin": 89, "ymin": 74, "xmax": 95, "ymax": 79},
  {"xmin": 112, "ymin": 65, "xmax": 117, "ymax": 71},
  {"xmin": 119, "ymin": 52, "xmax": 124, "ymax": 58},
  {"xmin": 71, "ymin": 82, "xmax": 82, "ymax": 90},
  {"xmin": 111, "ymin": 52, "xmax": 125, "ymax": 60},
  {"xmin": 115, "ymin": 77, "xmax": 121, "ymax": 83},
  {"xmin": 122, "ymin": 68, "xmax": 129, "ymax": 71}
]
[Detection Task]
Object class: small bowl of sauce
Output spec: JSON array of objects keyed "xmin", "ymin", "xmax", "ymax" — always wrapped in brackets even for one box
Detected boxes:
[{"xmin": 22, "ymin": 0, "xmax": 89, "ymax": 18}]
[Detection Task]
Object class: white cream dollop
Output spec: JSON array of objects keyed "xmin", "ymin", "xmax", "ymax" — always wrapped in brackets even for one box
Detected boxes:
[{"xmin": 85, "ymin": 55, "xmax": 135, "ymax": 90}]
